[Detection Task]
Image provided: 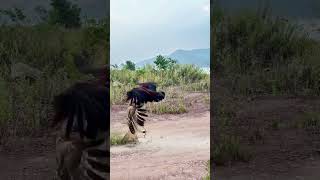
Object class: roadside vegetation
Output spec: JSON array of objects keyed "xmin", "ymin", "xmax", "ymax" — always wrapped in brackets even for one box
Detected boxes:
[
  {"xmin": 212, "ymin": 4, "xmax": 320, "ymax": 166},
  {"xmin": 0, "ymin": 0, "xmax": 108, "ymax": 142},
  {"xmin": 111, "ymin": 55, "xmax": 210, "ymax": 113}
]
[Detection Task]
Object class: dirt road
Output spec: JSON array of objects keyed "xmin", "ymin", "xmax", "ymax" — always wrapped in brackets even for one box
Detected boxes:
[
  {"xmin": 0, "ymin": 92, "xmax": 209, "ymax": 180},
  {"xmin": 0, "ymin": 137, "xmax": 56, "ymax": 180},
  {"xmin": 110, "ymin": 93, "xmax": 210, "ymax": 180},
  {"xmin": 214, "ymin": 95, "xmax": 320, "ymax": 180},
  {"xmin": 2, "ymin": 94, "xmax": 320, "ymax": 180},
  {"xmin": 216, "ymin": 157, "xmax": 320, "ymax": 180}
]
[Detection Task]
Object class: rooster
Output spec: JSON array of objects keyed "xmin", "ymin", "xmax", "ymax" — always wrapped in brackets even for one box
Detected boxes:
[
  {"xmin": 126, "ymin": 82, "xmax": 165, "ymax": 135},
  {"xmin": 52, "ymin": 65, "xmax": 109, "ymax": 180},
  {"xmin": 52, "ymin": 65, "xmax": 109, "ymax": 140}
]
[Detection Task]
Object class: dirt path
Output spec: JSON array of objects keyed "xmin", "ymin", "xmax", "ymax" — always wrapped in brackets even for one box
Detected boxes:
[
  {"xmin": 0, "ymin": 137, "xmax": 56, "ymax": 180},
  {"xmin": 110, "ymin": 93, "xmax": 210, "ymax": 180},
  {"xmin": 216, "ymin": 157, "xmax": 320, "ymax": 180},
  {"xmin": 214, "ymin": 95, "xmax": 320, "ymax": 180}
]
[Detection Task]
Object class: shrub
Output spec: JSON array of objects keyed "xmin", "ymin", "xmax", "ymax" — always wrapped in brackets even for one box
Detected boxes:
[
  {"xmin": 213, "ymin": 6, "xmax": 320, "ymax": 96},
  {"xmin": 0, "ymin": 22, "xmax": 107, "ymax": 137}
]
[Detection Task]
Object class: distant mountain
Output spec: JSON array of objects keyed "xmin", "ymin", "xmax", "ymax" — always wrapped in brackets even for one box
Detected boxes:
[{"xmin": 136, "ymin": 48, "xmax": 210, "ymax": 68}]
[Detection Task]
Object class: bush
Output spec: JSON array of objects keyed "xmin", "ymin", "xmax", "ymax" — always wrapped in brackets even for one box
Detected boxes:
[
  {"xmin": 213, "ymin": 6, "xmax": 320, "ymax": 96},
  {"xmin": 110, "ymin": 64, "xmax": 209, "ymax": 104},
  {"xmin": 0, "ymin": 22, "xmax": 108, "ymax": 137}
]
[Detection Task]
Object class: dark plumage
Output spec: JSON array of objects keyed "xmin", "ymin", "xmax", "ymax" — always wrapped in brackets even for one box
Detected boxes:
[
  {"xmin": 127, "ymin": 105, "xmax": 148, "ymax": 134},
  {"xmin": 52, "ymin": 66, "xmax": 109, "ymax": 140},
  {"xmin": 138, "ymin": 82, "xmax": 157, "ymax": 91},
  {"xmin": 126, "ymin": 82, "xmax": 165, "ymax": 106},
  {"xmin": 126, "ymin": 82, "xmax": 165, "ymax": 134}
]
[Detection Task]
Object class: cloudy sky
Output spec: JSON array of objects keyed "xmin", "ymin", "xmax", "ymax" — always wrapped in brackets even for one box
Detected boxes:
[{"xmin": 111, "ymin": 0, "xmax": 210, "ymax": 64}]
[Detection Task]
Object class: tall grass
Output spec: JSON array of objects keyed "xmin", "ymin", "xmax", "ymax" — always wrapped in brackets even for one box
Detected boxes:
[
  {"xmin": 213, "ymin": 6, "xmax": 320, "ymax": 95},
  {"xmin": 0, "ymin": 23, "xmax": 108, "ymax": 139},
  {"xmin": 111, "ymin": 64, "xmax": 209, "ymax": 105},
  {"xmin": 111, "ymin": 64, "xmax": 208, "ymax": 87},
  {"xmin": 212, "ymin": 5, "xmax": 320, "ymax": 166}
]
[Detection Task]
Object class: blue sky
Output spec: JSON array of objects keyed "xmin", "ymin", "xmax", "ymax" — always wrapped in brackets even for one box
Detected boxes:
[{"xmin": 111, "ymin": 0, "xmax": 210, "ymax": 64}]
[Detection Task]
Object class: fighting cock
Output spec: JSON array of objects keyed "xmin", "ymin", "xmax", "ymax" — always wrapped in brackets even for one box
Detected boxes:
[
  {"xmin": 52, "ymin": 65, "xmax": 109, "ymax": 140},
  {"xmin": 126, "ymin": 82, "xmax": 165, "ymax": 135}
]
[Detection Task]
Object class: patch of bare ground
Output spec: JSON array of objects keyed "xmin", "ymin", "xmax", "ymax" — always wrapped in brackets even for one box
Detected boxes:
[
  {"xmin": 214, "ymin": 82, "xmax": 320, "ymax": 179},
  {"xmin": 110, "ymin": 92, "xmax": 210, "ymax": 179},
  {"xmin": 0, "ymin": 136, "xmax": 56, "ymax": 180}
]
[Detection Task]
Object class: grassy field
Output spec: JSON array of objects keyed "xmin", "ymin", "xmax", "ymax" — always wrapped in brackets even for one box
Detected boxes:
[
  {"xmin": 0, "ymin": 21, "xmax": 108, "ymax": 141},
  {"xmin": 212, "ymin": 6, "xmax": 320, "ymax": 167},
  {"xmin": 111, "ymin": 63, "xmax": 210, "ymax": 110},
  {"xmin": 213, "ymin": 7, "xmax": 320, "ymax": 96}
]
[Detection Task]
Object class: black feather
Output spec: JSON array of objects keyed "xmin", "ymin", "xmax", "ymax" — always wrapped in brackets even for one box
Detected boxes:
[
  {"xmin": 128, "ymin": 121, "xmax": 135, "ymax": 134},
  {"xmin": 52, "ymin": 81, "xmax": 109, "ymax": 140},
  {"xmin": 137, "ymin": 112, "xmax": 148, "ymax": 117},
  {"xmin": 138, "ymin": 82, "xmax": 157, "ymax": 91},
  {"xmin": 137, "ymin": 108, "xmax": 147, "ymax": 112},
  {"xmin": 126, "ymin": 82, "xmax": 165, "ymax": 135},
  {"xmin": 136, "ymin": 118, "xmax": 145, "ymax": 126},
  {"xmin": 136, "ymin": 115, "xmax": 146, "ymax": 121},
  {"xmin": 126, "ymin": 84, "xmax": 166, "ymax": 106}
]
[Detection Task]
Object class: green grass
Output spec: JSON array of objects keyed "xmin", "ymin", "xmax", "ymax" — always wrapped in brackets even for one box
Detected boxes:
[
  {"xmin": 110, "ymin": 83, "xmax": 134, "ymax": 105},
  {"xmin": 144, "ymin": 87, "xmax": 189, "ymax": 114},
  {"xmin": 0, "ymin": 23, "xmax": 108, "ymax": 137},
  {"xmin": 110, "ymin": 133, "xmax": 126, "ymax": 146},
  {"xmin": 110, "ymin": 64, "xmax": 209, "ymax": 105},
  {"xmin": 110, "ymin": 132, "xmax": 139, "ymax": 146},
  {"xmin": 213, "ymin": 135, "xmax": 252, "ymax": 166},
  {"xmin": 213, "ymin": 6, "xmax": 320, "ymax": 96},
  {"xmin": 147, "ymin": 100, "xmax": 188, "ymax": 114},
  {"xmin": 212, "ymin": 5, "xmax": 320, "ymax": 167},
  {"xmin": 181, "ymin": 79, "xmax": 210, "ymax": 92}
]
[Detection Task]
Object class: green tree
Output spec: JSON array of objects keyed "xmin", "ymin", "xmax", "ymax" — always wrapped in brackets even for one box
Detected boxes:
[
  {"xmin": 48, "ymin": 0, "xmax": 81, "ymax": 28},
  {"xmin": 154, "ymin": 55, "xmax": 177, "ymax": 70},
  {"xmin": 167, "ymin": 57, "xmax": 177, "ymax": 69},
  {"xmin": 154, "ymin": 55, "xmax": 167, "ymax": 70},
  {"xmin": 123, "ymin": 61, "xmax": 136, "ymax": 71}
]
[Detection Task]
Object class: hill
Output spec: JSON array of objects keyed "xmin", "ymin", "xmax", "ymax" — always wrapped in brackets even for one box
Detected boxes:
[{"xmin": 136, "ymin": 48, "xmax": 210, "ymax": 68}]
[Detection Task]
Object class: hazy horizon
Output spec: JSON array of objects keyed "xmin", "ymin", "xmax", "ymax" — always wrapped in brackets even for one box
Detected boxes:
[{"xmin": 111, "ymin": 0, "xmax": 210, "ymax": 65}]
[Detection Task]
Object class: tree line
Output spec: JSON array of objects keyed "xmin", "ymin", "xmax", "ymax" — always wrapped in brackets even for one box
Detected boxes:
[{"xmin": 113, "ymin": 55, "xmax": 178, "ymax": 71}]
